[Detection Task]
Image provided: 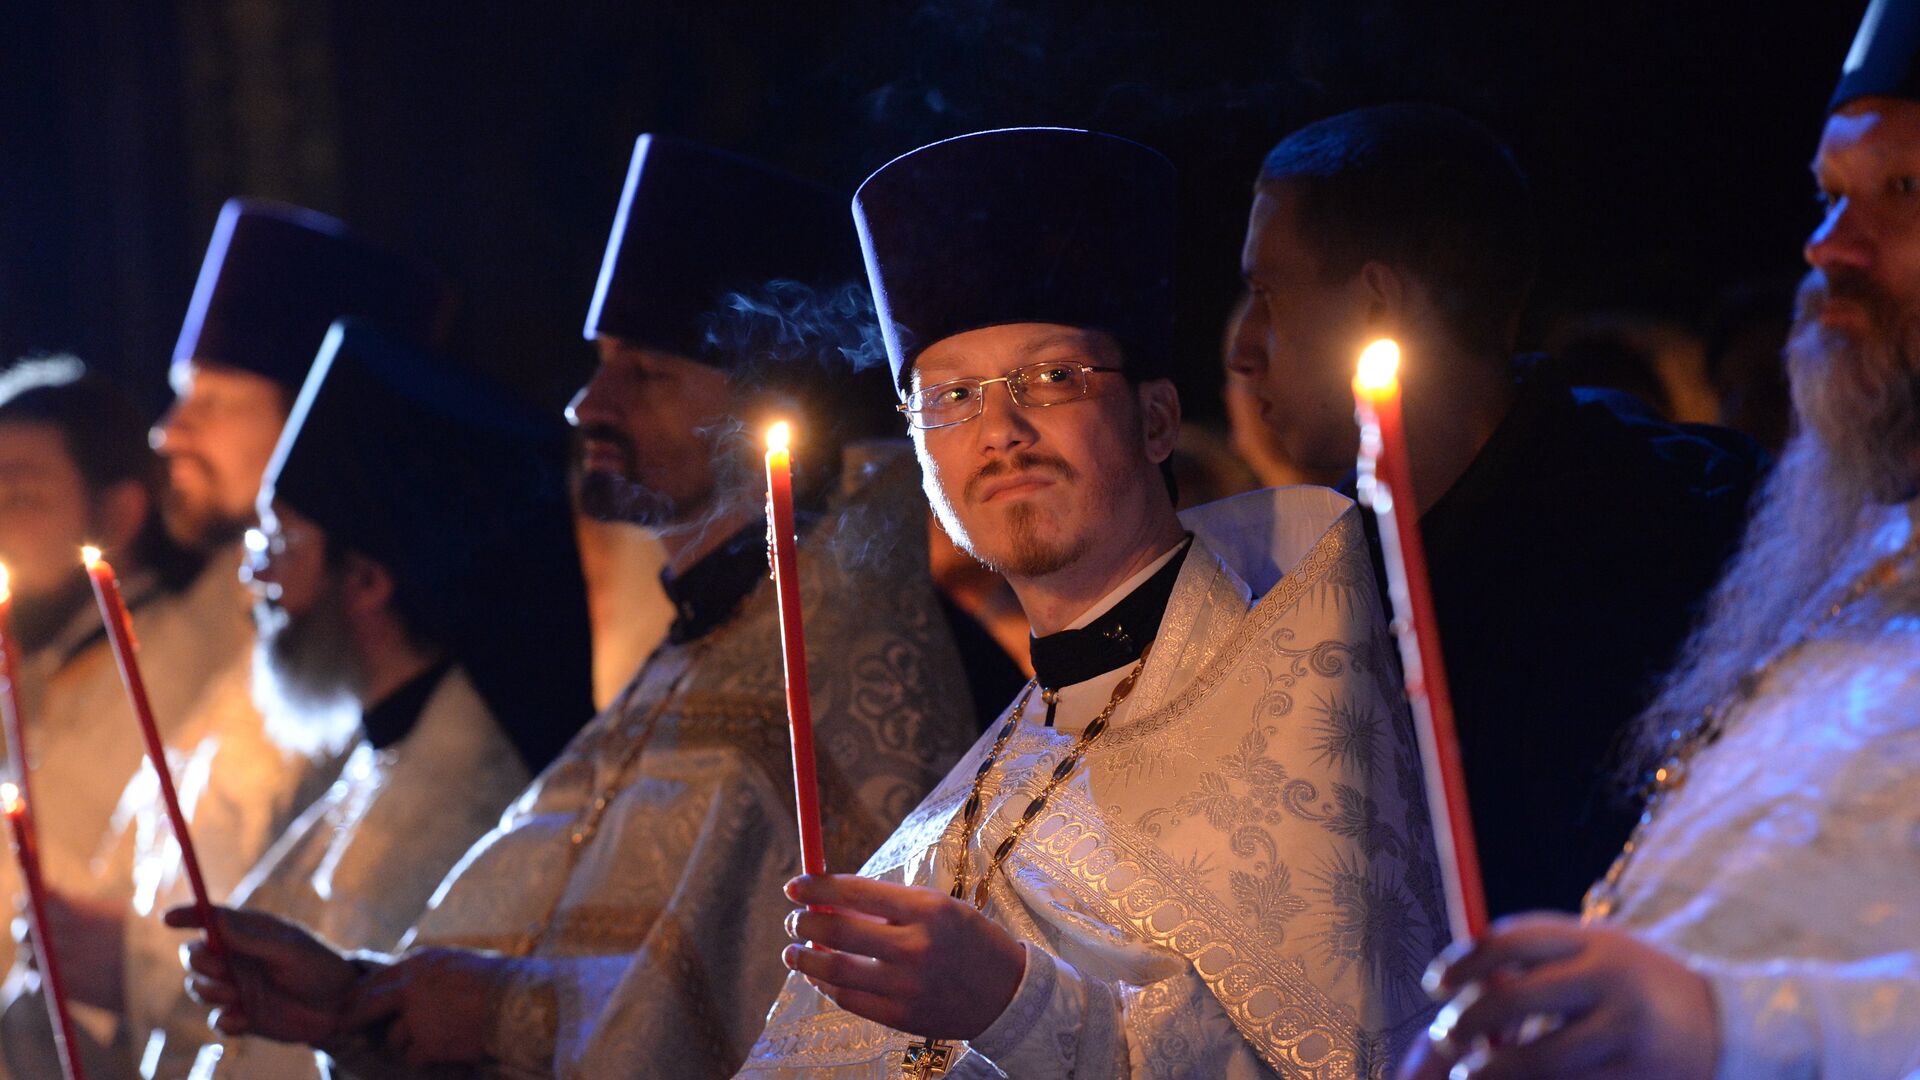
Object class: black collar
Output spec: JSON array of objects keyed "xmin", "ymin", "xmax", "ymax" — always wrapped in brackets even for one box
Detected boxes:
[
  {"xmin": 362, "ymin": 659, "xmax": 454, "ymax": 751},
  {"xmin": 1028, "ymin": 539, "xmax": 1190, "ymax": 695},
  {"xmin": 661, "ymin": 520, "xmax": 774, "ymax": 645}
]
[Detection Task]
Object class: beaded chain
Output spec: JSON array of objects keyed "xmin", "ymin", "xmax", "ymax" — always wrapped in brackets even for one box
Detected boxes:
[
  {"xmin": 515, "ymin": 651, "xmax": 705, "ymax": 955},
  {"xmin": 1584, "ymin": 529, "xmax": 1920, "ymax": 922},
  {"xmin": 899, "ymin": 645, "xmax": 1152, "ymax": 1077}
]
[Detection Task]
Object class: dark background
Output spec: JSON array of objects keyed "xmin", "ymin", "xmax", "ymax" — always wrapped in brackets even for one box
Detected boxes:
[{"xmin": 0, "ymin": 0, "xmax": 1863, "ymax": 421}]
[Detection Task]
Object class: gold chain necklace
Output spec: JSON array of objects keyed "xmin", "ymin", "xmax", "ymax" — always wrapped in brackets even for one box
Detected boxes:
[
  {"xmin": 515, "ymin": 647, "xmax": 707, "ymax": 955},
  {"xmin": 899, "ymin": 645, "xmax": 1151, "ymax": 1078},
  {"xmin": 1584, "ymin": 529, "xmax": 1920, "ymax": 922}
]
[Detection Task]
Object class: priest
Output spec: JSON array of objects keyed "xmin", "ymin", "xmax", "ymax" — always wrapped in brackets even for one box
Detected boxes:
[
  {"xmin": 1406, "ymin": 3, "xmax": 1920, "ymax": 1075},
  {"xmin": 738, "ymin": 127, "xmax": 1445, "ymax": 1078},
  {"xmin": 170, "ymin": 135, "xmax": 981, "ymax": 1078},
  {"xmin": 2, "ymin": 199, "xmax": 452, "ymax": 1080},
  {"xmin": 124, "ymin": 321, "xmax": 591, "ymax": 1077}
]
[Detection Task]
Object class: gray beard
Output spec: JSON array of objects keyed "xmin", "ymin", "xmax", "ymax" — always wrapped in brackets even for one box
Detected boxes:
[
  {"xmin": 1627, "ymin": 270, "xmax": 1920, "ymax": 783},
  {"xmin": 1788, "ymin": 277, "xmax": 1920, "ymax": 504}
]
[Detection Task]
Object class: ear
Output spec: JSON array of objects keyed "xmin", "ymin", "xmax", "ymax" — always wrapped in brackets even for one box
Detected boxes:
[
  {"xmin": 1357, "ymin": 260, "xmax": 1408, "ymax": 330},
  {"xmin": 91, "ymin": 480, "xmax": 151, "ymax": 554},
  {"xmin": 339, "ymin": 553, "xmax": 396, "ymax": 619},
  {"xmin": 1136, "ymin": 378, "xmax": 1182, "ymax": 466}
]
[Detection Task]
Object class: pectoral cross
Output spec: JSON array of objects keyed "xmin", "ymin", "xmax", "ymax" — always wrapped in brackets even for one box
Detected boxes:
[{"xmin": 900, "ymin": 1037, "xmax": 953, "ymax": 1077}]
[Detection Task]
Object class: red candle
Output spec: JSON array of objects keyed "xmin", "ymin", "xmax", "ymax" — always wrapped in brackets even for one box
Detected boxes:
[
  {"xmin": 1352, "ymin": 340, "xmax": 1487, "ymax": 942},
  {"xmin": 80, "ymin": 546, "xmax": 230, "ymax": 964},
  {"xmin": 764, "ymin": 423, "xmax": 825, "ymax": 878},
  {"xmin": 2, "ymin": 785, "xmax": 87, "ymax": 1080},
  {"xmin": 0, "ymin": 568, "xmax": 87, "ymax": 1080}
]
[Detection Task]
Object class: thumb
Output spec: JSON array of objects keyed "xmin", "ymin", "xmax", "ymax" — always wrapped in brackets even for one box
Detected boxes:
[
  {"xmin": 170, "ymin": 906, "xmax": 326, "ymax": 972},
  {"xmin": 339, "ymin": 966, "xmax": 405, "ymax": 1034}
]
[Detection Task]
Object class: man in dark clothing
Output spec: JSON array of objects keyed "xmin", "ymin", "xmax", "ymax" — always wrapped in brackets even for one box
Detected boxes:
[{"xmin": 1233, "ymin": 103, "xmax": 1766, "ymax": 916}]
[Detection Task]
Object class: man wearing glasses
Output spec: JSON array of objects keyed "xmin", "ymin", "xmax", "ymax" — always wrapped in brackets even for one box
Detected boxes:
[
  {"xmin": 740, "ymin": 127, "xmax": 1445, "ymax": 1077},
  {"xmin": 168, "ymin": 136, "xmax": 980, "ymax": 1080}
]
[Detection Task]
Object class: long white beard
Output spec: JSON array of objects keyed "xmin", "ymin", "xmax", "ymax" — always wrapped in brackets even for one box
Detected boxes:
[{"xmin": 1629, "ymin": 270, "xmax": 1920, "ymax": 780}]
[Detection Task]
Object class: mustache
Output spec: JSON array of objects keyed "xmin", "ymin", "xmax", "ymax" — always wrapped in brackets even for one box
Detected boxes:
[
  {"xmin": 576, "ymin": 424, "xmax": 636, "ymax": 457},
  {"xmin": 1799, "ymin": 267, "xmax": 1896, "ymax": 328},
  {"xmin": 963, "ymin": 451, "xmax": 1075, "ymax": 503},
  {"xmin": 164, "ymin": 450, "xmax": 216, "ymax": 483}
]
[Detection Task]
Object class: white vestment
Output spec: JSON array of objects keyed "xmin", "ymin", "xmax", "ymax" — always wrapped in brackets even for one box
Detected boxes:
[
  {"xmin": 0, "ymin": 549, "xmax": 323, "ymax": 1080},
  {"xmin": 128, "ymin": 666, "xmax": 528, "ymax": 1078},
  {"xmin": 0, "ymin": 552, "xmax": 250, "ymax": 967},
  {"xmin": 740, "ymin": 487, "xmax": 1448, "ymax": 1080},
  {"xmin": 1607, "ymin": 502, "xmax": 1920, "ymax": 1079},
  {"xmin": 324, "ymin": 454, "xmax": 981, "ymax": 1079}
]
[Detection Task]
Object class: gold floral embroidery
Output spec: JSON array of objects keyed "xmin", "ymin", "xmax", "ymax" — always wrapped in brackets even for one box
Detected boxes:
[{"xmin": 1100, "ymin": 511, "xmax": 1366, "ymax": 758}]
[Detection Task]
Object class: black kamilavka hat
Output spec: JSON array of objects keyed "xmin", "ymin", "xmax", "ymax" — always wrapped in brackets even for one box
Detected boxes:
[
  {"xmin": 1833, "ymin": 0, "xmax": 1920, "ymax": 110},
  {"xmin": 583, "ymin": 134, "xmax": 864, "ymax": 364},
  {"xmin": 173, "ymin": 199, "xmax": 452, "ymax": 391},
  {"xmin": 853, "ymin": 127, "xmax": 1178, "ymax": 396},
  {"xmin": 262, "ymin": 320, "xmax": 593, "ymax": 772}
]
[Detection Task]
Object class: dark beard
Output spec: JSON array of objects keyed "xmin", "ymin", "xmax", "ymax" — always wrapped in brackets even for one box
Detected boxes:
[
  {"xmin": 937, "ymin": 450, "xmax": 1089, "ymax": 578},
  {"xmin": 161, "ymin": 490, "xmax": 250, "ymax": 553},
  {"xmin": 576, "ymin": 466, "xmax": 679, "ymax": 526},
  {"xmin": 978, "ymin": 501, "xmax": 1090, "ymax": 577},
  {"xmin": 256, "ymin": 584, "xmax": 362, "ymax": 711}
]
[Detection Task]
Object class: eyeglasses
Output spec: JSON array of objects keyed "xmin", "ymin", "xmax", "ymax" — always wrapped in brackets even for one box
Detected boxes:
[
  {"xmin": 241, "ymin": 522, "xmax": 318, "ymax": 601},
  {"xmin": 898, "ymin": 362, "xmax": 1125, "ymax": 430}
]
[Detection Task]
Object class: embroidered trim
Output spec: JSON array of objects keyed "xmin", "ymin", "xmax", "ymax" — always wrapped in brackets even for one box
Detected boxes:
[
  {"xmin": 1024, "ymin": 787, "xmax": 1365, "ymax": 1078},
  {"xmin": 1100, "ymin": 510, "xmax": 1364, "ymax": 757},
  {"xmin": 966, "ymin": 940, "xmax": 1060, "ymax": 1062}
]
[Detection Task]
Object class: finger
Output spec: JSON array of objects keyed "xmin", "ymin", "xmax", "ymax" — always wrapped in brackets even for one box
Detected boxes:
[
  {"xmin": 173, "ymin": 905, "xmax": 325, "ymax": 970},
  {"xmin": 808, "ymin": 981, "xmax": 908, "ymax": 1032},
  {"xmin": 340, "ymin": 971, "xmax": 405, "ymax": 1033},
  {"xmin": 1423, "ymin": 934, "xmax": 1481, "ymax": 1000},
  {"xmin": 783, "ymin": 943, "xmax": 905, "ymax": 997},
  {"xmin": 1443, "ymin": 965, "xmax": 1601, "ymax": 1052},
  {"xmin": 163, "ymin": 904, "xmax": 216, "ymax": 930},
  {"xmin": 1427, "ymin": 914, "xmax": 1590, "ymax": 995},
  {"xmin": 386, "ymin": 1011, "xmax": 415, "ymax": 1064},
  {"xmin": 1396, "ymin": 1032, "xmax": 1450, "ymax": 1080},
  {"xmin": 1425, "ymin": 979, "xmax": 1485, "ymax": 1064},
  {"xmin": 791, "ymin": 909, "xmax": 913, "ymax": 962},
  {"xmin": 208, "ymin": 1006, "xmax": 251, "ymax": 1037},
  {"xmin": 186, "ymin": 973, "xmax": 241, "ymax": 1009},
  {"xmin": 183, "ymin": 940, "xmax": 231, "ymax": 981},
  {"xmin": 785, "ymin": 874, "xmax": 935, "ymax": 923},
  {"xmin": 1463, "ymin": 1009, "xmax": 1622, "ymax": 1080}
]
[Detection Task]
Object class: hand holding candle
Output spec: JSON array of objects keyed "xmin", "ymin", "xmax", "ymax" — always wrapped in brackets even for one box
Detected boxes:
[
  {"xmin": 1352, "ymin": 340, "xmax": 1487, "ymax": 942},
  {"xmin": 82, "ymin": 546, "xmax": 231, "ymax": 967},
  {"xmin": 764, "ymin": 423, "xmax": 825, "ymax": 878}
]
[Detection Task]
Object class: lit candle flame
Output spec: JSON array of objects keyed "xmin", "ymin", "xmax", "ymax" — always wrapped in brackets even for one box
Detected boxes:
[
  {"xmin": 766, "ymin": 421, "xmax": 792, "ymax": 454},
  {"xmin": 1, "ymin": 782, "xmax": 20, "ymax": 816},
  {"xmin": 0, "ymin": 563, "xmax": 11, "ymax": 605},
  {"xmin": 1354, "ymin": 338, "xmax": 1402, "ymax": 400},
  {"xmin": 80, "ymin": 546, "xmax": 102, "ymax": 570}
]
